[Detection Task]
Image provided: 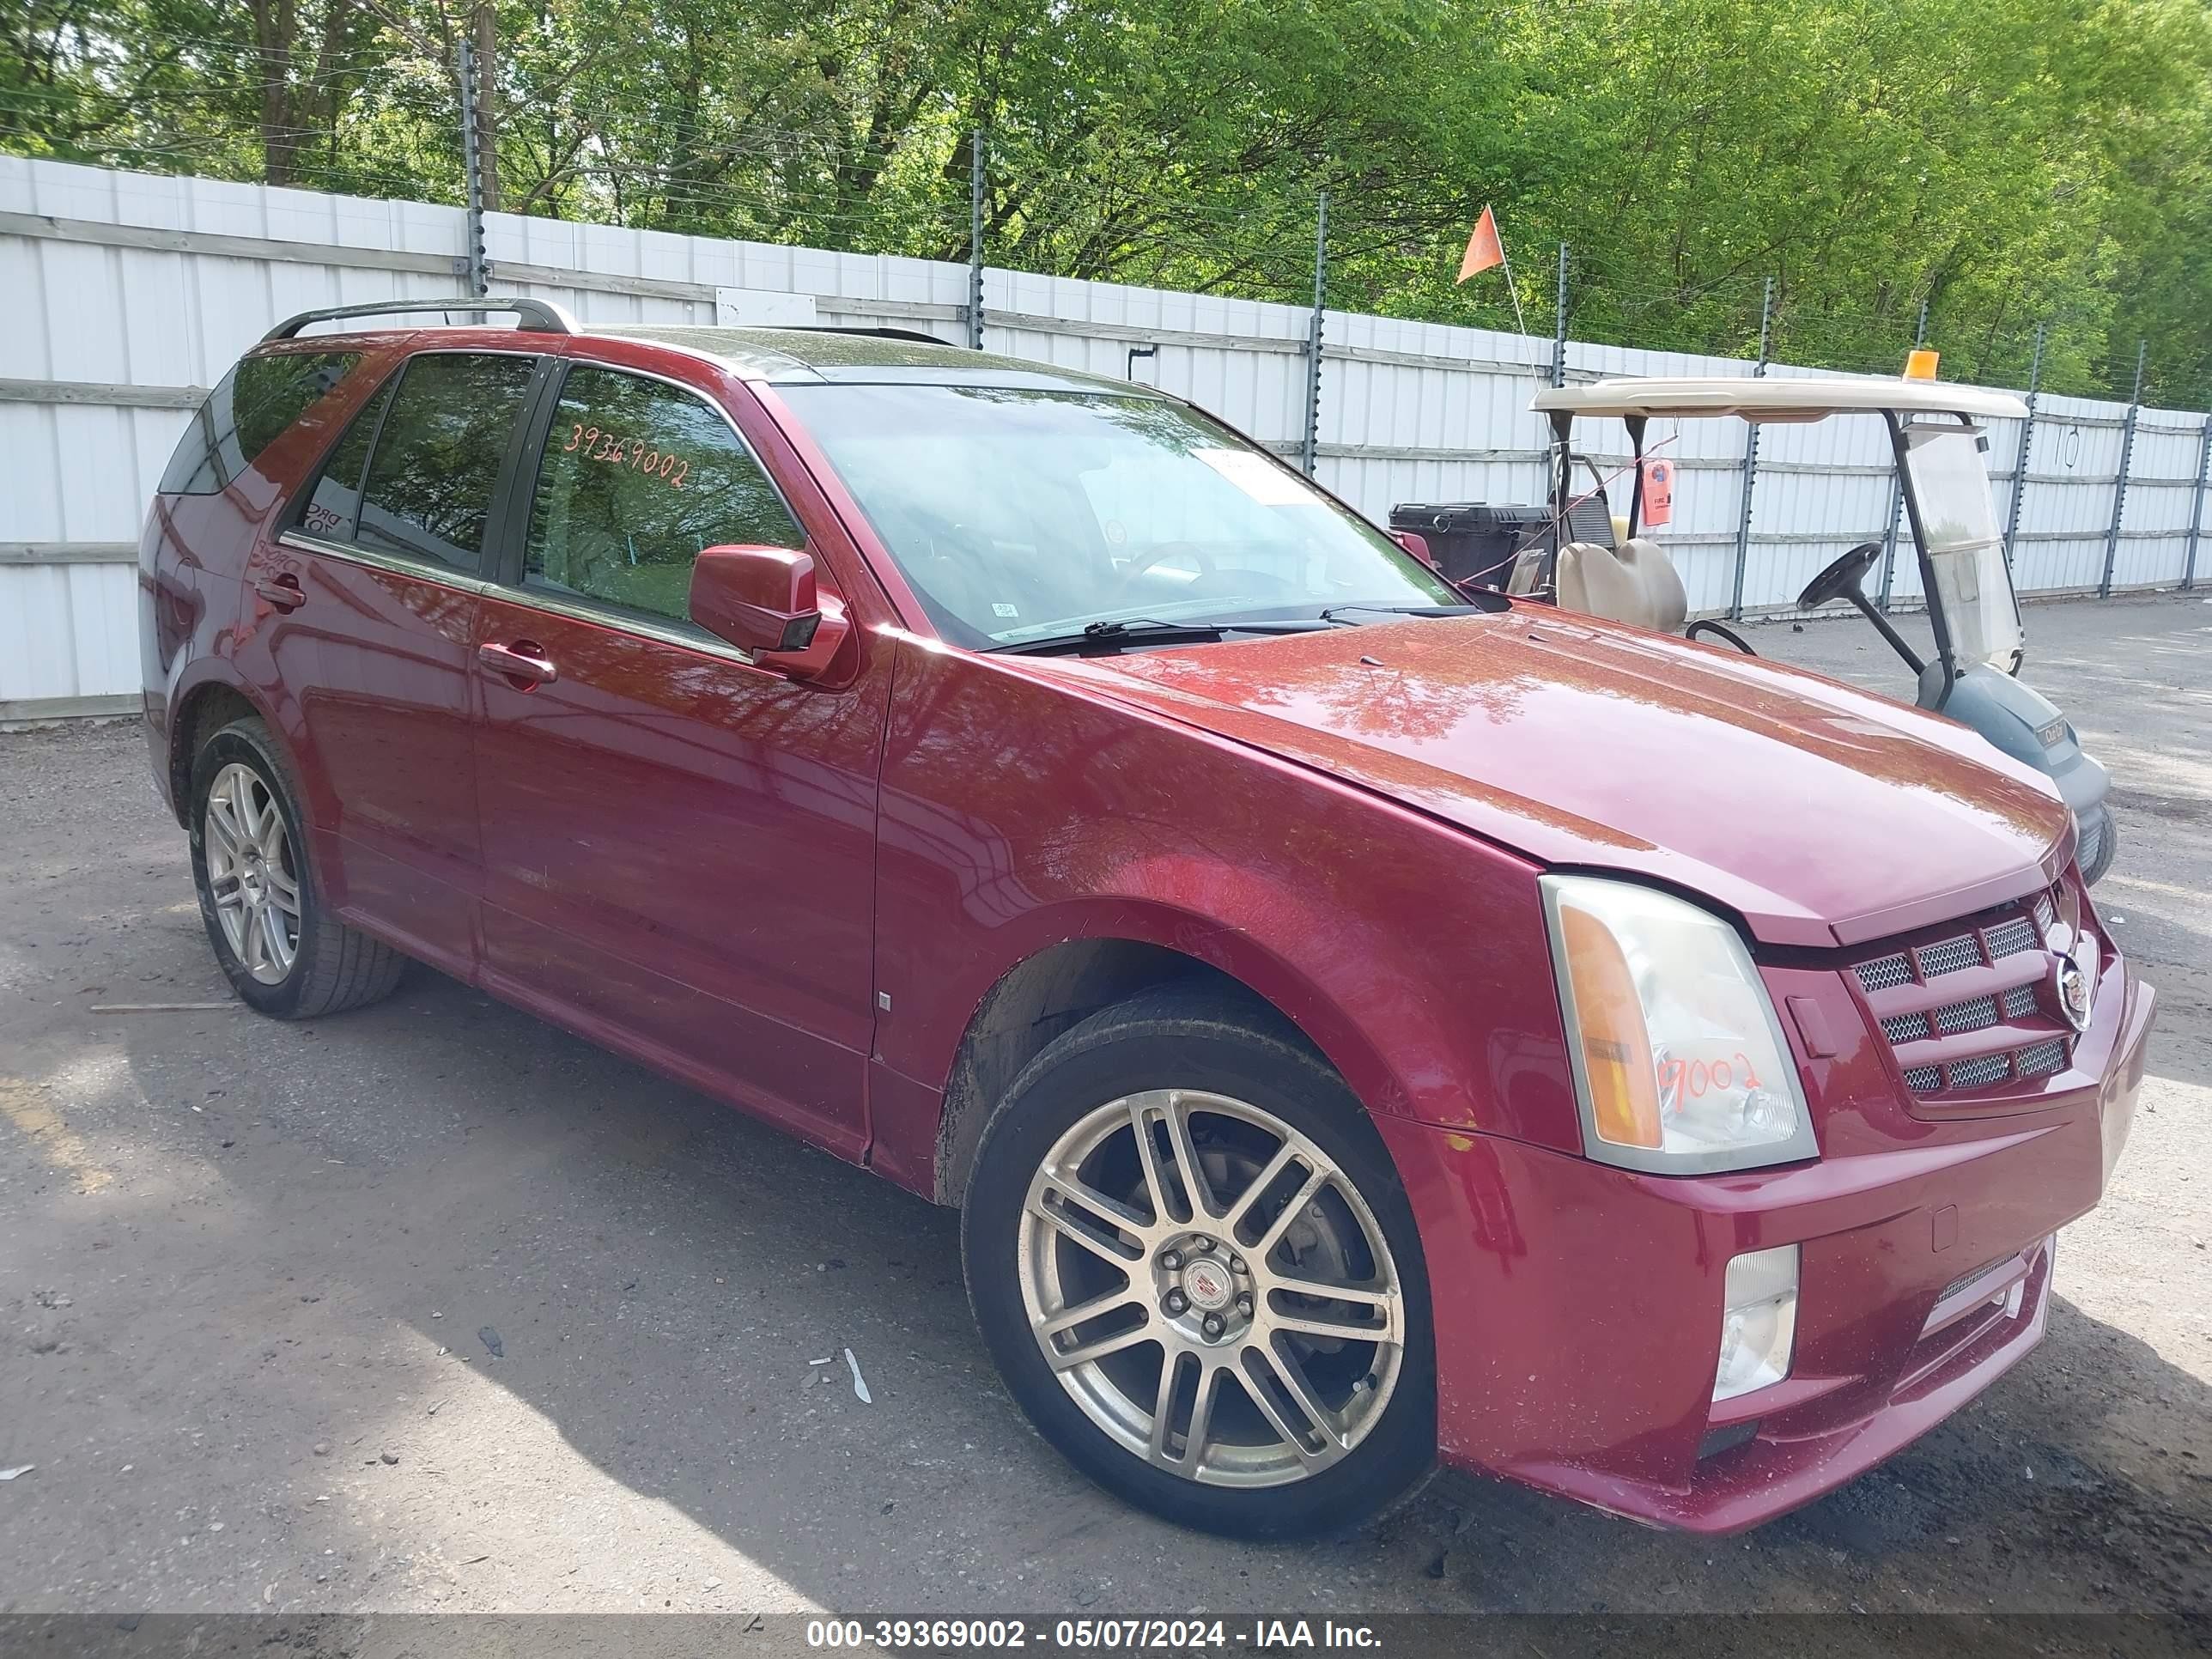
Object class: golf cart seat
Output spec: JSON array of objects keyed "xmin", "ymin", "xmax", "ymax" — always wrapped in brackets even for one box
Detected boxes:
[{"xmin": 1556, "ymin": 537, "xmax": 1689, "ymax": 635}]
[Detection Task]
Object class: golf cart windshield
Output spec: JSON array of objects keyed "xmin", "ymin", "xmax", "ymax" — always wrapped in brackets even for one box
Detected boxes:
[{"xmin": 1902, "ymin": 422, "xmax": 2023, "ymax": 672}]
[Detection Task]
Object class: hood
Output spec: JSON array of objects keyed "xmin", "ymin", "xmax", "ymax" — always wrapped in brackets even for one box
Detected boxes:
[{"xmin": 1029, "ymin": 611, "xmax": 2070, "ymax": 948}]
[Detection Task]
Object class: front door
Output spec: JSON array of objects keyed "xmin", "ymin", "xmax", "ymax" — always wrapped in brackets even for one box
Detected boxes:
[
  {"xmin": 247, "ymin": 348, "xmax": 541, "ymax": 973},
  {"xmin": 471, "ymin": 360, "xmax": 889, "ymax": 1156}
]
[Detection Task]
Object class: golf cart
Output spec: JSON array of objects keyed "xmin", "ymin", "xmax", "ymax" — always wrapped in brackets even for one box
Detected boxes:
[{"xmin": 1418, "ymin": 373, "xmax": 2117, "ymax": 883}]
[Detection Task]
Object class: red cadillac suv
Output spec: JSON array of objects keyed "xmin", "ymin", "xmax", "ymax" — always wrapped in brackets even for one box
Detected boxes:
[{"xmin": 139, "ymin": 299, "xmax": 2154, "ymax": 1539}]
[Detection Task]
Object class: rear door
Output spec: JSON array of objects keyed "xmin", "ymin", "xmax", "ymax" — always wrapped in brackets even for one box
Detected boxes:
[
  {"xmin": 247, "ymin": 345, "xmax": 544, "ymax": 973},
  {"xmin": 469, "ymin": 356, "xmax": 890, "ymax": 1157}
]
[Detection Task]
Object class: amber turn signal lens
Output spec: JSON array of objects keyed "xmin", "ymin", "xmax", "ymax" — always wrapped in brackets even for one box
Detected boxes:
[{"xmin": 1559, "ymin": 904, "xmax": 1662, "ymax": 1149}]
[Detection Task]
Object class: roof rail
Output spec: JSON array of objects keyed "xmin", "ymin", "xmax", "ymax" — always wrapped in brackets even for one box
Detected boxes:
[
  {"xmin": 262, "ymin": 297, "xmax": 580, "ymax": 343},
  {"xmin": 784, "ymin": 325, "xmax": 967, "ymax": 349}
]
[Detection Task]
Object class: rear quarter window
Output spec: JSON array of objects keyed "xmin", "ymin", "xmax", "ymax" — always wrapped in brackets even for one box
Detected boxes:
[{"xmin": 159, "ymin": 351, "xmax": 363, "ymax": 495}]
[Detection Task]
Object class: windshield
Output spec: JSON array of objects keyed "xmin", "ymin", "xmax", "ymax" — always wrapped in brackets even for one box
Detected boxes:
[
  {"xmin": 780, "ymin": 383, "xmax": 1459, "ymax": 647},
  {"xmin": 1902, "ymin": 422, "xmax": 2023, "ymax": 672}
]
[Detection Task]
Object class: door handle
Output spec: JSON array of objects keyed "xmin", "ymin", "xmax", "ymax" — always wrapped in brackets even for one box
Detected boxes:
[
  {"xmin": 477, "ymin": 640, "xmax": 559, "ymax": 687},
  {"xmin": 253, "ymin": 573, "xmax": 305, "ymax": 611}
]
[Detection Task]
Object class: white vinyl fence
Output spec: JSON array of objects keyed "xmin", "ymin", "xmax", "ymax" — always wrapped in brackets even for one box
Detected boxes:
[{"xmin": 4, "ymin": 156, "xmax": 2208, "ymax": 719}]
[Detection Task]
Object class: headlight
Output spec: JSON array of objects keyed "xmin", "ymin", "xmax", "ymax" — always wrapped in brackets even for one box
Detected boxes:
[{"xmin": 1540, "ymin": 874, "xmax": 1817, "ymax": 1174}]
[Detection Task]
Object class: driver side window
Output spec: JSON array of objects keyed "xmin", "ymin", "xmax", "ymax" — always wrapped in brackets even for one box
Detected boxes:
[{"xmin": 525, "ymin": 366, "xmax": 802, "ymax": 625}]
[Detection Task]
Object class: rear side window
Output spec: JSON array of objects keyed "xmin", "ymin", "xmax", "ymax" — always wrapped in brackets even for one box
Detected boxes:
[
  {"xmin": 352, "ymin": 352, "xmax": 538, "ymax": 575},
  {"xmin": 159, "ymin": 351, "xmax": 362, "ymax": 495},
  {"xmin": 295, "ymin": 377, "xmax": 395, "ymax": 540},
  {"xmin": 524, "ymin": 365, "xmax": 802, "ymax": 624}
]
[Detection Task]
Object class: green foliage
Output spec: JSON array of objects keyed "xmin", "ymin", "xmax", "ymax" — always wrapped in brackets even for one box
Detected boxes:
[{"xmin": 4, "ymin": 0, "xmax": 2209, "ymax": 403}]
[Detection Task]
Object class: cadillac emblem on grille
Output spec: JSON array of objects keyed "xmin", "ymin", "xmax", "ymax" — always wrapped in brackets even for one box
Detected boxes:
[{"xmin": 2055, "ymin": 947, "xmax": 2094, "ymax": 1032}]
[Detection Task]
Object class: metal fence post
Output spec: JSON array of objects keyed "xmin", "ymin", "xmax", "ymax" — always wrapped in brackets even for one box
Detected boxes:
[
  {"xmin": 456, "ymin": 35, "xmax": 488, "ymax": 297},
  {"xmin": 2183, "ymin": 416, "xmax": 2212, "ymax": 592},
  {"xmin": 2001, "ymin": 321, "xmax": 2044, "ymax": 568},
  {"xmin": 2100, "ymin": 340, "xmax": 2147, "ymax": 599},
  {"xmin": 1875, "ymin": 296, "xmax": 1929, "ymax": 611},
  {"xmin": 1300, "ymin": 189, "xmax": 1327, "ymax": 477},
  {"xmin": 1727, "ymin": 276, "xmax": 1776, "ymax": 620},
  {"xmin": 967, "ymin": 131, "xmax": 986, "ymax": 349},
  {"xmin": 1548, "ymin": 243, "xmax": 1570, "ymax": 389}
]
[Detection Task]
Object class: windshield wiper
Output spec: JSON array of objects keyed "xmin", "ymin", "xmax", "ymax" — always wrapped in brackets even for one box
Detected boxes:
[
  {"xmin": 1316, "ymin": 599, "xmax": 1505, "ymax": 624},
  {"xmin": 996, "ymin": 617, "xmax": 1328, "ymax": 655}
]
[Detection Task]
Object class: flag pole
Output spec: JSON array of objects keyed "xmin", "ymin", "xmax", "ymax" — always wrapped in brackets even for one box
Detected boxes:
[{"xmin": 1492, "ymin": 216, "xmax": 1529, "ymax": 340}]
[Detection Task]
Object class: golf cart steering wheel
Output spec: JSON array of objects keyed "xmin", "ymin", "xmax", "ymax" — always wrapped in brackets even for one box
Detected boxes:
[
  {"xmin": 1798, "ymin": 541, "xmax": 1884, "ymax": 611},
  {"xmin": 1122, "ymin": 542, "xmax": 1218, "ymax": 583}
]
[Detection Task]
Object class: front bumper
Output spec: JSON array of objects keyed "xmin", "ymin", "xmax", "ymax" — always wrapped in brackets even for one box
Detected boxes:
[{"xmin": 1378, "ymin": 967, "xmax": 2154, "ymax": 1533}]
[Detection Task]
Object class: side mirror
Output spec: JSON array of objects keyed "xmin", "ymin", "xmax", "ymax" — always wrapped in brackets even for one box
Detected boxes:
[{"xmin": 689, "ymin": 544, "xmax": 852, "ymax": 682}]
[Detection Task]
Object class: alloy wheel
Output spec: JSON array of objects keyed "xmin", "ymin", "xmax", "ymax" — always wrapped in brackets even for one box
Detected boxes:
[
  {"xmin": 204, "ymin": 762, "xmax": 302, "ymax": 985},
  {"xmin": 1017, "ymin": 1088, "xmax": 1406, "ymax": 1487}
]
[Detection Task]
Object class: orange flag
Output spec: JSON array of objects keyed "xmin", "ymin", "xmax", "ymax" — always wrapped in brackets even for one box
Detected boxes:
[{"xmin": 1457, "ymin": 206, "xmax": 1504, "ymax": 283}]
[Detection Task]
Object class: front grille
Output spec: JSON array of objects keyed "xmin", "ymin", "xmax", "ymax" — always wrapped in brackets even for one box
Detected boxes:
[
  {"xmin": 1936, "ymin": 994, "xmax": 2000, "ymax": 1034},
  {"xmin": 1850, "ymin": 887, "xmax": 2083, "ymax": 1104},
  {"xmin": 1939, "ymin": 1255, "xmax": 2008, "ymax": 1303},
  {"xmin": 1948, "ymin": 1053, "xmax": 2012, "ymax": 1089},
  {"xmin": 1857, "ymin": 953, "xmax": 1912, "ymax": 993},
  {"xmin": 1918, "ymin": 935, "xmax": 1981, "ymax": 977}
]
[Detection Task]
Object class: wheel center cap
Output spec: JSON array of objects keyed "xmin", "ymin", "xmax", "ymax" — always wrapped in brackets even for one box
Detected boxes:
[{"xmin": 1182, "ymin": 1258, "xmax": 1234, "ymax": 1312}]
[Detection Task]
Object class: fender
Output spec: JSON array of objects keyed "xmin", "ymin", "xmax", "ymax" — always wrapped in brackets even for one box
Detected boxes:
[
  {"xmin": 869, "ymin": 639, "xmax": 1582, "ymax": 1195},
  {"xmin": 935, "ymin": 887, "xmax": 1424, "ymax": 1124},
  {"xmin": 158, "ymin": 646, "xmax": 275, "ymax": 824}
]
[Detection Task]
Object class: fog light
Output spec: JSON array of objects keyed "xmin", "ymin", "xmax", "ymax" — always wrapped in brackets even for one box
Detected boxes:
[{"xmin": 1713, "ymin": 1243, "xmax": 1798, "ymax": 1402}]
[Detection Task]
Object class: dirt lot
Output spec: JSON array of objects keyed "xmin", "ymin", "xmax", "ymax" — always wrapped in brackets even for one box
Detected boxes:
[{"xmin": 0, "ymin": 593, "xmax": 2205, "ymax": 1623}]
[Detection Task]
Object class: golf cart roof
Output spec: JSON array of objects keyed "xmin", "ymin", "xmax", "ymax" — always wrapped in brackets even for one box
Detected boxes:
[{"xmin": 1530, "ymin": 376, "xmax": 2027, "ymax": 422}]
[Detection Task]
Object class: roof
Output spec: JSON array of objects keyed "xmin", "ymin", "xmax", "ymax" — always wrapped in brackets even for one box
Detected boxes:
[
  {"xmin": 1529, "ymin": 375, "xmax": 2028, "ymax": 422},
  {"xmin": 585, "ymin": 325, "xmax": 1150, "ymax": 394}
]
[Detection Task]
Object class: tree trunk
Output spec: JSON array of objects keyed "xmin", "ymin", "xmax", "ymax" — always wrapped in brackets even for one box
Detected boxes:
[{"xmin": 251, "ymin": 0, "xmax": 301, "ymax": 186}]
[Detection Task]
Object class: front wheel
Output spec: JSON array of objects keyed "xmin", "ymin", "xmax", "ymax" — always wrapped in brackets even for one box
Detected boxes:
[{"xmin": 961, "ymin": 987, "xmax": 1435, "ymax": 1538}]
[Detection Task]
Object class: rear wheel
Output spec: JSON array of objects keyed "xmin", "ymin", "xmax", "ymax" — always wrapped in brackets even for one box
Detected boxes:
[
  {"xmin": 961, "ymin": 987, "xmax": 1435, "ymax": 1538},
  {"xmin": 189, "ymin": 716, "xmax": 405, "ymax": 1018}
]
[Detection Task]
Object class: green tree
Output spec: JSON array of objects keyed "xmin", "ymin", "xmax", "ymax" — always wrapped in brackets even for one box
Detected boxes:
[{"xmin": 7, "ymin": 0, "xmax": 2210, "ymax": 404}]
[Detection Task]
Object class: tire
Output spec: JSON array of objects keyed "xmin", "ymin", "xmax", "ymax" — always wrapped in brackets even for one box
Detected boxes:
[
  {"xmin": 188, "ymin": 715, "xmax": 405, "ymax": 1018},
  {"xmin": 2078, "ymin": 803, "xmax": 2118, "ymax": 887},
  {"xmin": 961, "ymin": 984, "xmax": 1436, "ymax": 1539}
]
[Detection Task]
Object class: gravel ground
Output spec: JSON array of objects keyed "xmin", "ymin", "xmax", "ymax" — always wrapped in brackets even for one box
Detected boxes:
[{"xmin": 0, "ymin": 593, "xmax": 2204, "ymax": 1625}]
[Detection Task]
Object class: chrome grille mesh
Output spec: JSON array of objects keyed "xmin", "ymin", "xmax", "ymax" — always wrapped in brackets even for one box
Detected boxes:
[
  {"xmin": 1936, "ymin": 994, "xmax": 2001, "ymax": 1035},
  {"xmin": 1852, "ymin": 890, "xmax": 2079, "ymax": 1102},
  {"xmin": 1918, "ymin": 936, "xmax": 1982, "ymax": 977},
  {"xmin": 1948, "ymin": 1053, "xmax": 2012, "ymax": 1089},
  {"xmin": 1856, "ymin": 954, "xmax": 1912, "ymax": 994}
]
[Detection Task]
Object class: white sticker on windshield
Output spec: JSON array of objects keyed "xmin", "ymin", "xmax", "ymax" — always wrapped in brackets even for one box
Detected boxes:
[
  {"xmin": 1193, "ymin": 447, "xmax": 1312, "ymax": 506},
  {"xmin": 992, "ymin": 603, "xmax": 1019, "ymax": 618}
]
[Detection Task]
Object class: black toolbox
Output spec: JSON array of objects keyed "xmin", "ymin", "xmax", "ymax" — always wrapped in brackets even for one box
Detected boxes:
[{"xmin": 1389, "ymin": 502, "xmax": 1550, "ymax": 589}]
